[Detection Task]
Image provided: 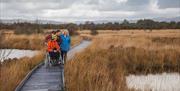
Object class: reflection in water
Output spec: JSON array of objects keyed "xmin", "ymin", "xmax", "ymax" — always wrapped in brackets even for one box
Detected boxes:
[
  {"xmin": 126, "ymin": 73, "xmax": 180, "ymax": 91},
  {"xmin": 0, "ymin": 49, "xmax": 38, "ymax": 62}
]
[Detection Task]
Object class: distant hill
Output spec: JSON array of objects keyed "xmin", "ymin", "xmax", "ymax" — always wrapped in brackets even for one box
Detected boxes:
[
  {"xmin": 0, "ymin": 19, "xmax": 64, "ymax": 24},
  {"xmin": 0, "ymin": 16, "xmax": 179, "ymax": 24},
  {"xmin": 153, "ymin": 16, "xmax": 180, "ymax": 22},
  {"xmin": 75, "ymin": 16, "xmax": 180, "ymax": 24}
]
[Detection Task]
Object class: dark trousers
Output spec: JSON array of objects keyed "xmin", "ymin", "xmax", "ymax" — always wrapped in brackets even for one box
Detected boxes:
[
  {"xmin": 49, "ymin": 51, "xmax": 60, "ymax": 60},
  {"xmin": 61, "ymin": 50, "xmax": 67, "ymax": 63}
]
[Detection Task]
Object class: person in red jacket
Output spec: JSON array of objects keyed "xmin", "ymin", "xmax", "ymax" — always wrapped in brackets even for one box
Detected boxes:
[{"xmin": 47, "ymin": 36, "xmax": 60, "ymax": 60}]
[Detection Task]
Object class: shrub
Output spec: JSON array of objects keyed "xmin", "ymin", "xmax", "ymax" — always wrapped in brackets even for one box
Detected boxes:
[{"xmin": 14, "ymin": 23, "xmax": 44, "ymax": 35}]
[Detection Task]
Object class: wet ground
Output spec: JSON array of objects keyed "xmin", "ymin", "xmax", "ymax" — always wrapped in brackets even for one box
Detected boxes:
[{"xmin": 0, "ymin": 49, "xmax": 38, "ymax": 62}]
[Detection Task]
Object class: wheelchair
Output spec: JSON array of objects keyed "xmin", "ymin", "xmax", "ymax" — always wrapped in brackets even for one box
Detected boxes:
[{"xmin": 44, "ymin": 51, "xmax": 63, "ymax": 68}]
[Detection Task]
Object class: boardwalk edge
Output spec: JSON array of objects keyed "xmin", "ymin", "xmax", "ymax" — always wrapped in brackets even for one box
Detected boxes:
[{"xmin": 15, "ymin": 62, "xmax": 44, "ymax": 91}]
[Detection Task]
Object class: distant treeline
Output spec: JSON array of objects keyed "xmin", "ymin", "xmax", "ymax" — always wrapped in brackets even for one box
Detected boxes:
[{"xmin": 0, "ymin": 19, "xmax": 180, "ymax": 34}]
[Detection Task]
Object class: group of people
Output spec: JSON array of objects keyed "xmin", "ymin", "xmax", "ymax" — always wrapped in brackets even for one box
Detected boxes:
[{"xmin": 45, "ymin": 30, "xmax": 71, "ymax": 64}]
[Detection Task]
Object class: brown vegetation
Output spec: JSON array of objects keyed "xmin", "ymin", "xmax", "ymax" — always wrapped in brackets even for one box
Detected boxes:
[
  {"xmin": 65, "ymin": 30, "xmax": 180, "ymax": 91},
  {"xmin": 0, "ymin": 34, "xmax": 44, "ymax": 50},
  {"xmin": 152, "ymin": 37, "xmax": 180, "ymax": 46},
  {"xmin": 0, "ymin": 52, "xmax": 45, "ymax": 91},
  {"xmin": 71, "ymin": 36, "xmax": 83, "ymax": 47}
]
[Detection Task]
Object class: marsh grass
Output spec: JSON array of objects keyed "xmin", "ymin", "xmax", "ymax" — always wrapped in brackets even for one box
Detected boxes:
[
  {"xmin": 0, "ymin": 52, "xmax": 45, "ymax": 91},
  {"xmin": 0, "ymin": 34, "xmax": 44, "ymax": 50},
  {"xmin": 151, "ymin": 37, "xmax": 180, "ymax": 46},
  {"xmin": 71, "ymin": 36, "xmax": 83, "ymax": 46},
  {"xmin": 65, "ymin": 48, "xmax": 128, "ymax": 91},
  {"xmin": 65, "ymin": 30, "xmax": 180, "ymax": 91}
]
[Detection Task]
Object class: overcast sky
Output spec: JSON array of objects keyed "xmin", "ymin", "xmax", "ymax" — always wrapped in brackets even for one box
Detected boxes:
[{"xmin": 0, "ymin": 0, "xmax": 180, "ymax": 22}]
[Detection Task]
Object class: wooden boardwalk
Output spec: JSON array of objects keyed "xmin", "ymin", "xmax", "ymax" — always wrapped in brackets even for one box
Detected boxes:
[
  {"xmin": 17, "ymin": 41, "xmax": 91, "ymax": 91},
  {"xmin": 21, "ymin": 65, "xmax": 63, "ymax": 91}
]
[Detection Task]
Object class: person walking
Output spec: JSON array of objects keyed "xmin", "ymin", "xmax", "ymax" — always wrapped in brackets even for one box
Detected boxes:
[
  {"xmin": 55, "ymin": 30, "xmax": 62, "ymax": 45},
  {"xmin": 60, "ymin": 30, "xmax": 71, "ymax": 64}
]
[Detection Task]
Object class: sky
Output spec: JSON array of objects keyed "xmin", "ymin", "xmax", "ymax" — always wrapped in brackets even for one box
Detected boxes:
[{"xmin": 0, "ymin": 0, "xmax": 180, "ymax": 22}]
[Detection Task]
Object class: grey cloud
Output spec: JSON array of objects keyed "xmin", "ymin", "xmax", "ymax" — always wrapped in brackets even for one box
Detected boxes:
[
  {"xmin": 0, "ymin": 0, "xmax": 74, "ymax": 17},
  {"xmin": 158, "ymin": 0, "xmax": 180, "ymax": 9},
  {"xmin": 1, "ymin": 0, "xmax": 65, "ymax": 3},
  {"xmin": 1, "ymin": 1, "xmax": 74, "ymax": 9},
  {"xmin": 0, "ymin": 0, "xmax": 180, "ymax": 21},
  {"xmin": 84, "ymin": 0, "xmax": 150, "ymax": 11},
  {"xmin": 126, "ymin": 0, "xmax": 149, "ymax": 6}
]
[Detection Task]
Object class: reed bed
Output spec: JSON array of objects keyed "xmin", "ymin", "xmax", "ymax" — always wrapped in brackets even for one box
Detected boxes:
[
  {"xmin": 0, "ymin": 52, "xmax": 44, "ymax": 91},
  {"xmin": 0, "ymin": 34, "xmax": 44, "ymax": 50},
  {"xmin": 65, "ymin": 30, "xmax": 180, "ymax": 91}
]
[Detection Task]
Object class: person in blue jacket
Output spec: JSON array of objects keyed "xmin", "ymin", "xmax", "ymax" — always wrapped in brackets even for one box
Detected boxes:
[{"xmin": 60, "ymin": 30, "xmax": 71, "ymax": 64}]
